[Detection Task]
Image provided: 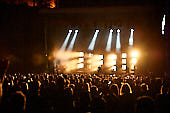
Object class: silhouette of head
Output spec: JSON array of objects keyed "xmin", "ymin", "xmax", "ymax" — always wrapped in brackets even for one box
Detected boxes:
[
  {"xmin": 136, "ymin": 96, "xmax": 155, "ymax": 113},
  {"xmin": 3, "ymin": 91, "xmax": 26, "ymax": 113}
]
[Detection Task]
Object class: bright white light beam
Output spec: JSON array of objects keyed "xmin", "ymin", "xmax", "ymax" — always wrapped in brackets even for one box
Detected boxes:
[
  {"xmin": 116, "ymin": 29, "xmax": 121, "ymax": 51},
  {"xmin": 88, "ymin": 30, "xmax": 100, "ymax": 51},
  {"xmin": 162, "ymin": 15, "xmax": 166, "ymax": 35},
  {"xmin": 129, "ymin": 29, "xmax": 134, "ymax": 46},
  {"xmin": 60, "ymin": 30, "xmax": 72, "ymax": 50},
  {"xmin": 106, "ymin": 29, "xmax": 113, "ymax": 52},
  {"xmin": 67, "ymin": 30, "xmax": 79, "ymax": 51}
]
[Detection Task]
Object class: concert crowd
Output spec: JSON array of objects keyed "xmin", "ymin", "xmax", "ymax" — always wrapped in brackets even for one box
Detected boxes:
[{"xmin": 0, "ymin": 73, "xmax": 170, "ymax": 113}]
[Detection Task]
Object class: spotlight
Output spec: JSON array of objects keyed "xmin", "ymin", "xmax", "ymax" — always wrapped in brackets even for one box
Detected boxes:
[
  {"xmin": 79, "ymin": 58, "xmax": 84, "ymax": 63},
  {"xmin": 117, "ymin": 29, "xmax": 120, "ymax": 33},
  {"xmin": 162, "ymin": 15, "xmax": 166, "ymax": 35},
  {"xmin": 122, "ymin": 53, "xmax": 127, "ymax": 58},
  {"xmin": 131, "ymin": 64, "xmax": 135, "ymax": 70},
  {"xmin": 79, "ymin": 52, "xmax": 84, "ymax": 57},
  {"xmin": 69, "ymin": 30, "xmax": 72, "ymax": 32},
  {"xmin": 106, "ymin": 29, "xmax": 113, "ymax": 52},
  {"xmin": 131, "ymin": 29, "xmax": 134, "ymax": 32},
  {"xmin": 99, "ymin": 60, "xmax": 104, "ymax": 65},
  {"xmin": 121, "ymin": 52, "xmax": 127, "ymax": 72},
  {"xmin": 131, "ymin": 51, "xmax": 139, "ymax": 58},
  {"xmin": 67, "ymin": 30, "xmax": 79, "ymax": 51},
  {"xmin": 116, "ymin": 29, "xmax": 121, "ymax": 51},
  {"xmin": 77, "ymin": 63, "xmax": 84, "ymax": 69},
  {"xmin": 122, "ymin": 59, "xmax": 126, "ymax": 64},
  {"xmin": 112, "ymin": 54, "xmax": 117, "ymax": 59},
  {"xmin": 112, "ymin": 60, "xmax": 116, "ymax": 65},
  {"xmin": 88, "ymin": 30, "xmax": 100, "ymax": 51},
  {"xmin": 99, "ymin": 55, "xmax": 104, "ymax": 59},
  {"xmin": 129, "ymin": 29, "xmax": 134, "ymax": 46},
  {"xmin": 131, "ymin": 58, "xmax": 137, "ymax": 64},
  {"xmin": 122, "ymin": 65, "xmax": 126, "ymax": 70},
  {"xmin": 60, "ymin": 30, "xmax": 72, "ymax": 50},
  {"xmin": 112, "ymin": 66, "xmax": 117, "ymax": 71}
]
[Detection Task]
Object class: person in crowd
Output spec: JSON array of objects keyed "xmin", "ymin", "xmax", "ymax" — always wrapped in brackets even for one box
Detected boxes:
[
  {"xmin": 1, "ymin": 91, "xmax": 26, "ymax": 113},
  {"xmin": 110, "ymin": 84, "xmax": 119, "ymax": 96},
  {"xmin": 156, "ymin": 83, "xmax": 170, "ymax": 113},
  {"xmin": 1, "ymin": 73, "xmax": 170, "ymax": 113},
  {"xmin": 79, "ymin": 83, "xmax": 91, "ymax": 113},
  {"xmin": 119, "ymin": 82, "xmax": 135, "ymax": 113},
  {"xmin": 139, "ymin": 83, "xmax": 150, "ymax": 96},
  {"xmin": 135, "ymin": 96, "xmax": 155, "ymax": 113}
]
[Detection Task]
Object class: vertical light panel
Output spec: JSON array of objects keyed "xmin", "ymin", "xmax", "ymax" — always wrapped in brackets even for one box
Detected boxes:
[
  {"xmin": 122, "ymin": 65, "xmax": 126, "ymax": 70},
  {"xmin": 112, "ymin": 66, "xmax": 117, "ymax": 71},
  {"xmin": 162, "ymin": 15, "xmax": 166, "ymax": 35},
  {"xmin": 131, "ymin": 64, "xmax": 135, "ymax": 70},
  {"xmin": 77, "ymin": 52, "xmax": 84, "ymax": 69},
  {"xmin": 88, "ymin": 30, "xmax": 100, "ymax": 51},
  {"xmin": 106, "ymin": 29, "xmax": 113, "ymax": 52},
  {"xmin": 99, "ymin": 55, "xmax": 104, "ymax": 66},
  {"xmin": 60, "ymin": 30, "xmax": 72, "ymax": 50},
  {"xmin": 122, "ymin": 53, "xmax": 127, "ymax": 58},
  {"xmin": 122, "ymin": 53, "xmax": 127, "ymax": 72},
  {"xmin": 116, "ymin": 29, "xmax": 121, "ymax": 52},
  {"xmin": 106, "ymin": 54, "xmax": 117, "ymax": 71},
  {"xmin": 129, "ymin": 29, "xmax": 134, "ymax": 46},
  {"xmin": 67, "ymin": 30, "xmax": 79, "ymax": 51},
  {"xmin": 88, "ymin": 53, "xmax": 93, "ymax": 70}
]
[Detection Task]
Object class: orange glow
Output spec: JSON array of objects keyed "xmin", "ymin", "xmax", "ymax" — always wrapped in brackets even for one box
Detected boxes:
[
  {"xmin": 131, "ymin": 58, "xmax": 137, "ymax": 64},
  {"xmin": 88, "ymin": 65, "xmax": 92, "ymax": 69},
  {"xmin": 27, "ymin": 1, "xmax": 34, "ymax": 7},
  {"xmin": 131, "ymin": 51, "xmax": 139, "ymax": 58},
  {"xmin": 70, "ymin": 52, "xmax": 83, "ymax": 58},
  {"xmin": 87, "ymin": 54, "xmax": 104, "ymax": 72},
  {"xmin": 89, "ymin": 53, "xmax": 93, "ymax": 57},
  {"xmin": 55, "ymin": 50, "xmax": 70, "ymax": 61},
  {"xmin": 64, "ymin": 59, "xmax": 78, "ymax": 72},
  {"xmin": 106, "ymin": 54, "xmax": 117, "ymax": 70},
  {"xmin": 3, "ymin": 0, "xmax": 56, "ymax": 8},
  {"xmin": 27, "ymin": 1, "xmax": 37, "ymax": 7},
  {"xmin": 55, "ymin": 51, "xmax": 84, "ymax": 61},
  {"xmin": 53, "ymin": 50, "xmax": 140, "ymax": 73},
  {"xmin": 77, "ymin": 63, "xmax": 84, "ymax": 69},
  {"xmin": 78, "ymin": 58, "xmax": 84, "ymax": 63},
  {"xmin": 107, "ymin": 54, "xmax": 117, "ymax": 60},
  {"xmin": 54, "ymin": 50, "xmax": 85, "ymax": 72},
  {"xmin": 50, "ymin": 0, "xmax": 56, "ymax": 8},
  {"xmin": 48, "ymin": 56, "xmax": 53, "ymax": 61},
  {"xmin": 131, "ymin": 64, "xmax": 135, "ymax": 70}
]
